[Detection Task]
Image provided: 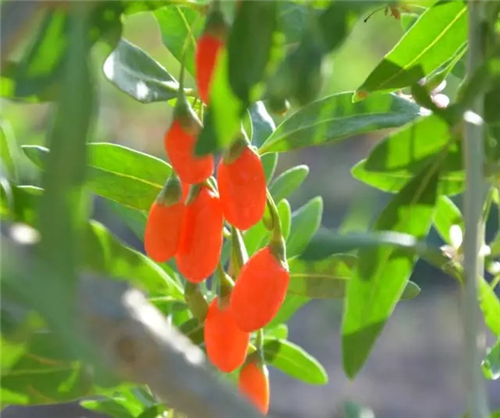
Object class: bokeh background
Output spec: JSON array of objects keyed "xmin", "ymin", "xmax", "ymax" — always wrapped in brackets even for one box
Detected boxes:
[{"xmin": 2, "ymin": 6, "xmax": 499, "ymax": 418}]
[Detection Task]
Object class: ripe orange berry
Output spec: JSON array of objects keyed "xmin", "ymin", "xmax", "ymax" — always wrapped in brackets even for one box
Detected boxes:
[
  {"xmin": 230, "ymin": 246, "xmax": 290, "ymax": 332},
  {"xmin": 217, "ymin": 142, "xmax": 267, "ymax": 230},
  {"xmin": 144, "ymin": 176, "xmax": 184, "ymax": 263},
  {"xmin": 176, "ymin": 186, "xmax": 224, "ymax": 283},
  {"xmin": 196, "ymin": 35, "xmax": 224, "ymax": 104},
  {"xmin": 195, "ymin": 6, "xmax": 227, "ymax": 104},
  {"xmin": 238, "ymin": 358, "xmax": 270, "ymax": 415},
  {"xmin": 164, "ymin": 119, "xmax": 214, "ymax": 185},
  {"xmin": 204, "ymin": 296, "xmax": 250, "ymax": 373}
]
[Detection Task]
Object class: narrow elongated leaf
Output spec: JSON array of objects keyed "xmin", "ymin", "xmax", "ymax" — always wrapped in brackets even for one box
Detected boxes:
[
  {"xmin": 278, "ymin": 199, "xmax": 291, "ymax": 240},
  {"xmin": 342, "ymin": 165, "xmax": 439, "ymax": 378},
  {"xmin": 288, "ymin": 255, "xmax": 421, "ymax": 300},
  {"xmin": 259, "ymin": 92, "xmax": 421, "ymax": 154},
  {"xmin": 105, "ymin": 200, "xmax": 148, "ymax": 239},
  {"xmin": 85, "ymin": 220, "xmax": 183, "ymax": 299},
  {"xmin": 228, "ymin": 1, "xmax": 279, "ymax": 105},
  {"xmin": 269, "ymin": 165, "xmax": 309, "ymax": 203},
  {"xmin": 433, "ymin": 196, "xmax": 463, "ymax": 244},
  {"xmin": 103, "ymin": 39, "xmax": 179, "ymax": 103},
  {"xmin": 287, "ymin": 197, "xmax": 323, "ymax": 258},
  {"xmin": 265, "ymin": 324, "xmax": 289, "ymax": 340},
  {"xmin": 0, "ymin": 123, "xmax": 18, "ymax": 181},
  {"xmin": 263, "ymin": 339, "xmax": 328, "ymax": 385},
  {"xmin": 482, "ymin": 338, "xmax": 500, "ymax": 380},
  {"xmin": 478, "ymin": 277, "xmax": 500, "ymax": 337},
  {"xmin": 22, "ymin": 143, "xmax": 171, "ymax": 211},
  {"xmin": 356, "ymin": 0, "xmax": 468, "ymax": 96},
  {"xmin": 154, "ymin": 6, "xmax": 205, "ymax": 76},
  {"xmin": 262, "ymin": 153, "xmax": 278, "ymax": 184}
]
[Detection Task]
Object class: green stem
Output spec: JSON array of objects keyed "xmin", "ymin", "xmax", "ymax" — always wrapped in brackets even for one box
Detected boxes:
[
  {"xmin": 230, "ymin": 226, "xmax": 248, "ymax": 277},
  {"xmin": 462, "ymin": 1, "xmax": 490, "ymax": 417},
  {"xmin": 255, "ymin": 329, "xmax": 264, "ymax": 353}
]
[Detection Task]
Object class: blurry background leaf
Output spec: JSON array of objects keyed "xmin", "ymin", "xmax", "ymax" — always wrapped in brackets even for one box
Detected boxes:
[
  {"xmin": 287, "ymin": 196, "xmax": 323, "ymax": 258},
  {"xmin": 482, "ymin": 338, "xmax": 500, "ymax": 381}
]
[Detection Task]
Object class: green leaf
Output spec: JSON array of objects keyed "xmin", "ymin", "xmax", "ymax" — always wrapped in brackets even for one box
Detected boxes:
[
  {"xmin": 262, "ymin": 153, "xmax": 278, "ymax": 184},
  {"xmin": 263, "ymin": 339, "xmax": 328, "ymax": 385},
  {"xmin": 227, "ymin": 1, "xmax": 279, "ymax": 105},
  {"xmin": 154, "ymin": 5, "xmax": 205, "ymax": 76},
  {"xmin": 341, "ymin": 401, "xmax": 376, "ymax": 418},
  {"xmin": 0, "ymin": 123, "xmax": 18, "ymax": 181},
  {"xmin": 351, "ymin": 114, "xmax": 464, "ymax": 196},
  {"xmin": 105, "ymin": 200, "xmax": 148, "ymax": 240},
  {"xmin": 1, "ymin": 332, "xmax": 93, "ymax": 405},
  {"xmin": 250, "ymin": 101, "xmax": 276, "ymax": 148},
  {"xmin": 342, "ymin": 164, "xmax": 439, "ymax": 378},
  {"xmin": 278, "ymin": 199, "xmax": 292, "ymax": 240},
  {"xmin": 267, "ymin": 294, "xmax": 309, "ymax": 328},
  {"xmin": 259, "ymin": 92, "xmax": 421, "ymax": 154},
  {"xmin": 356, "ymin": 0, "xmax": 468, "ymax": 96},
  {"xmin": 103, "ymin": 39, "xmax": 179, "ymax": 103},
  {"xmin": 478, "ymin": 277, "xmax": 500, "ymax": 337},
  {"xmin": 85, "ymin": 220, "xmax": 183, "ymax": 299},
  {"xmin": 278, "ymin": 1, "xmax": 315, "ymax": 45},
  {"xmin": 265, "ymin": 324, "xmax": 289, "ymax": 340},
  {"xmin": 178, "ymin": 318, "xmax": 204, "ymax": 345},
  {"xmin": 81, "ymin": 398, "xmax": 137, "ymax": 418},
  {"xmin": 243, "ymin": 219, "xmax": 270, "ymax": 256},
  {"xmin": 433, "ymin": 196, "xmax": 463, "ymax": 245},
  {"xmin": 288, "ymin": 255, "xmax": 421, "ymax": 300},
  {"xmin": 287, "ymin": 197, "xmax": 323, "ymax": 258},
  {"xmin": 22, "ymin": 143, "xmax": 171, "ymax": 211},
  {"xmin": 482, "ymin": 338, "xmax": 500, "ymax": 380},
  {"xmin": 269, "ymin": 165, "xmax": 309, "ymax": 203}
]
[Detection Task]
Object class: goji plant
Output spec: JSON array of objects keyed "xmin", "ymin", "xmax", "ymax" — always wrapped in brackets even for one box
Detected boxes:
[{"xmin": 1, "ymin": 1, "xmax": 500, "ymax": 418}]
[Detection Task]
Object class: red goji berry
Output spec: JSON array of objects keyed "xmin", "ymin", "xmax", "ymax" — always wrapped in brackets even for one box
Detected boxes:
[
  {"xmin": 176, "ymin": 185, "xmax": 224, "ymax": 283},
  {"xmin": 164, "ymin": 116, "xmax": 214, "ymax": 185},
  {"xmin": 144, "ymin": 175, "xmax": 184, "ymax": 263},
  {"xmin": 230, "ymin": 245, "xmax": 290, "ymax": 332},
  {"xmin": 217, "ymin": 141, "xmax": 267, "ymax": 230},
  {"xmin": 238, "ymin": 357, "xmax": 270, "ymax": 415},
  {"xmin": 195, "ymin": 5, "xmax": 227, "ymax": 104},
  {"xmin": 204, "ymin": 296, "xmax": 250, "ymax": 373}
]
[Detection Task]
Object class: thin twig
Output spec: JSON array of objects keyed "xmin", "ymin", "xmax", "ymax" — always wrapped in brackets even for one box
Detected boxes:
[{"xmin": 462, "ymin": 1, "xmax": 490, "ymax": 417}]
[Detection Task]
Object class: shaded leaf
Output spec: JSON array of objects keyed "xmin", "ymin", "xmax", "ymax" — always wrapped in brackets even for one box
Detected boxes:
[
  {"xmin": 22, "ymin": 143, "xmax": 171, "ymax": 211},
  {"xmin": 269, "ymin": 165, "xmax": 309, "ymax": 203},
  {"xmin": 262, "ymin": 153, "xmax": 278, "ymax": 184},
  {"xmin": 250, "ymin": 101, "xmax": 276, "ymax": 148},
  {"xmin": 288, "ymin": 255, "xmax": 421, "ymax": 300},
  {"xmin": 356, "ymin": 0, "xmax": 468, "ymax": 96},
  {"xmin": 105, "ymin": 200, "xmax": 148, "ymax": 240},
  {"xmin": 1, "ymin": 332, "xmax": 93, "ymax": 405},
  {"xmin": 228, "ymin": 1, "xmax": 279, "ymax": 105},
  {"xmin": 103, "ymin": 39, "xmax": 179, "ymax": 103},
  {"xmin": 342, "ymin": 164, "xmax": 439, "ymax": 378},
  {"xmin": 259, "ymin": 92, "xmax": 421, "ymax": 154},
  {"xmin": 287, "ymin": 197, "xmax": 323, "ymax": 258},
  {"xmin": 267, "ymin": 294, "xmax": 308, "ymax": 328},
  {"xmin": 263, "ymin": 339, "xmax": 328, "ymax": 385},
  {"xmin": 81, "ymin": 398, "xmax": 137, "ymax": 418}
]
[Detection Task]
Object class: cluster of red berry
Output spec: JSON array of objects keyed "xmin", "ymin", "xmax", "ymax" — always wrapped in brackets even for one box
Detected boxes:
[{"xmin": 144, "ymin": 3, "xmax": 289, "ymax": 415}]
